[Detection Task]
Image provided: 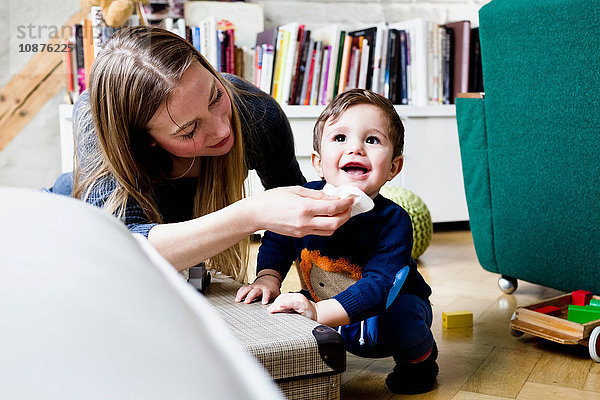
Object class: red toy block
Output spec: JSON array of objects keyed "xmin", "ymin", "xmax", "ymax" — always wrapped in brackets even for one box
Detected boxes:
[
  {"xmin": 533, "ymin": 305, "xmax": 561, "ymax": 315},
  {"xmin": 572, "ymin": 290, "xmax": 593, "ymax": 306}
]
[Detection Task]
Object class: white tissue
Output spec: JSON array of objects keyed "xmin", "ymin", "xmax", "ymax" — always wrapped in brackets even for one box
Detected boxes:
[{"xmin": 322, "ymin": 183, "xmax": 374, "ymax": 217}]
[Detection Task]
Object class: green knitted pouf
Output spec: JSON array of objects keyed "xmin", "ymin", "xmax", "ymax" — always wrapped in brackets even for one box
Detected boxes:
[{"xmin": 380, "ymin": 186, "xmax": 433, "ymax": 259}]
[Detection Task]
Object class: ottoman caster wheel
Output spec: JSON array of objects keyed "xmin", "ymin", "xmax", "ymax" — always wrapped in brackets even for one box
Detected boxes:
[{"xmin": 498, "ymin": 275, "xmax": 518, "ymax": 294}]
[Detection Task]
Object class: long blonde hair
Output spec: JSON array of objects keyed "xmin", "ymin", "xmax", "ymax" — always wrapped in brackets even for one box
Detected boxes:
[{"xmin": 73, "ymin": 26, "xmax": 248, "ymax": 280}]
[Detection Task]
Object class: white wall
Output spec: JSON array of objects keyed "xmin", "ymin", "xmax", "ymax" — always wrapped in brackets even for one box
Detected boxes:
[{"xmin": 0, "ymin": 0, "xmax": 490, "ymax": 189}]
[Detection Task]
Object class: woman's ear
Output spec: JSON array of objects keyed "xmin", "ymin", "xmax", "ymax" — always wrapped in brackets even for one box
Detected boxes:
[
  {"xmin": 387, "ymin": 155, "xmax": 404, "ymax": 181},
  {"xmin": 311, "ymin": 151, "xmax": 324, "ymax": 178}
]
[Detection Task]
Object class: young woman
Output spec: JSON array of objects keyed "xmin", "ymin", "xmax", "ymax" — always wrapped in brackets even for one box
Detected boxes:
[{"xmin": 69, "ymin": 26, "xmax": 353, "ymax": 280}]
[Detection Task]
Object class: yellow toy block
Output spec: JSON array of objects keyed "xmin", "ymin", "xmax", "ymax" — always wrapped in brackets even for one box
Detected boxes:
[{"xmin": 442, "ymin": 311, "xmax": 473, "ymax": 328}]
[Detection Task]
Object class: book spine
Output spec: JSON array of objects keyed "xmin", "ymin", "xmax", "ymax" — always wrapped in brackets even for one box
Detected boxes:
[
  {"xmin": 357, "ymin": 39, "xmax": 370, "ymax": 89},
  {"xmin": 90, "ymin": 7, "xmax": 103, "ymax": 57},
  {"xmin": 303, "ymin": 46, "xmax": 317, "ymax": 105},
  {"xmin": 288, "ymin": 25, "xmax": 305, "ymax": 105},
  {"xmin": 255, "ymin": 45, "xmax": 263, "ymax": 88},
  {"xmin": 82, "ymin": 19, "xmax": 94, "ymax": 90},
  {"xmin": 74, "ymin": 24, "xmax": 85, "ymax": 93},
  {"xmin": 337, "ymin": 34, "xmax": 353, "ymax": 94},
  {"xmin": 299, "ymin": 39, "xmax": 314, "ymax": 106},
  {"xmin": 399, "ymin": 30, "xmax": 408, "ymax": 105},
  {"xmin": 64, "ymin": 39, "xmax": 74, "ymax": 94},
  {"xmin": 318, "ymin": 46, "xmax": 331, "ymax": 105},
  {"xmin": 260, "ymin": 45, "xmax": 274, "ymax": 95},
  {"xmin": 309, "ymin": 41, "xmax": 322, "ymax": 105}
]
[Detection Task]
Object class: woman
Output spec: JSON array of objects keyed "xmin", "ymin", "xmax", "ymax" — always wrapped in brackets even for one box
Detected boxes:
[{"xmin": 69, "ymin": 26, "xmax": 352, "ymax": 281}]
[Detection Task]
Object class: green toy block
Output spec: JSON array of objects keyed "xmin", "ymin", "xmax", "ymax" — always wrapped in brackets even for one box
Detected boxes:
[
  {"xmin": 590, "ymin": 299, "xmax": 600, "ymax": 307},
  {"xmin": 567, "ymin": 305, "xmax": 600, "ymax": 324}
]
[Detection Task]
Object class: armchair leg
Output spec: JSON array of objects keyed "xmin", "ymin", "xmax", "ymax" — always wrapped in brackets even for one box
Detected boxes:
[{"xmin": 498, "ymin": 275, "xmax": 518, "ymax": 294}]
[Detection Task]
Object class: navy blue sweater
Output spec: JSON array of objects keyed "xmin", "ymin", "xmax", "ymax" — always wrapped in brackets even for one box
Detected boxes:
[{"xmin": 257, "ymin": 180, "xmax": 432, "ymax": 323}]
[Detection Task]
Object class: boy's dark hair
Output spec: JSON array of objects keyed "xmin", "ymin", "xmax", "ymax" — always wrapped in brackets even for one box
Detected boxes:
[{"xmin": 313, "ymin": 89, "xmax": 405, "ymax": 158}]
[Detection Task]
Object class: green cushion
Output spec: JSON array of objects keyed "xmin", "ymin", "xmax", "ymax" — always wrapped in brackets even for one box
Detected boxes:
[
  {"xmin": 380, "ymin": 186, "xmax": 432, "ymax": 259},
  {"xmin": 457, "ymin": 0, "xmax": 600, "ymax": 292}
]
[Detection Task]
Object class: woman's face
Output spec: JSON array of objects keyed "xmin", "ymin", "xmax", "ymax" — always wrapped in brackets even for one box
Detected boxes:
[{"xmin": 147, "ymin": 61, "xmax": 234, "ymax": 159}]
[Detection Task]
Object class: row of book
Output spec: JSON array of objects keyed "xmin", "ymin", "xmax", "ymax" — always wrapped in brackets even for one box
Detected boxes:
[
  {"xmin": 64, "ymin": 10, "xmax": 253, "ymax": 103},
  {"xmin": 253, "ymin": 20, "xmax": 483, "ymax": 107},
  {"xmin": 64, "ymin": 8, "xmax": 482, "ymax": 107},
  {"xmin": 63, "ymin": 7, "xmax": 140, "ymax": 103}
]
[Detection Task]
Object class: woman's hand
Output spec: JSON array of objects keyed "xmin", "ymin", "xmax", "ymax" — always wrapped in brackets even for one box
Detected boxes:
[
  {"xmin": 267, "ymin": 293, "xmax": 318, "ymax": 321},
  {"xmin": 235, "ymin": 272, "xmax": 281, "ymax": 305},
  {"xmin": 248, "ymin": 186, "xmax": 354, "ymax": 237}
]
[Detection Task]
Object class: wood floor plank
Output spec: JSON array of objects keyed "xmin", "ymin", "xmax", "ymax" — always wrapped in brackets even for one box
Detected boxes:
[
  {"xmin": 341, "ymin": 354, "xmax": 375, "ymax": 387},
  {"xmin": 528, "ymin": 347, "xmax": 593, "ymax": 390},
  {"xmin": 341, "ymin": 359, "xmax": 394, "ymax": 400},
  {"xmin": 462, "ymin": 346, "xmax": 541, "ymax": 398},
  {"xmin": 516, "ymin": 382, "xmax": 600, "ymax": 400},
  {"xmin": 452, "ymin": 391, "xmax": 512, "ymax": 400}
]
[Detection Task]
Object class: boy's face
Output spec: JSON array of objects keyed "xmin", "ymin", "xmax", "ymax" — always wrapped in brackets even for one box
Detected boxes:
[{"xmin": 312, "ymin": 104, "xmax": 403, "ymax": 199}]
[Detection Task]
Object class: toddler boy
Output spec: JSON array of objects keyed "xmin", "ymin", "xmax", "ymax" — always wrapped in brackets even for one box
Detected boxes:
[{"xmin": 236, "ymin": 89, "xmax": 438, "ymax": 394}]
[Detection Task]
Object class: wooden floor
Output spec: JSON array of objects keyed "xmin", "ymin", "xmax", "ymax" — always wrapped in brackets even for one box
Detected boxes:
[{"xmin": 251, "ymin": 228, "xmax": 600, "ymax": 400}]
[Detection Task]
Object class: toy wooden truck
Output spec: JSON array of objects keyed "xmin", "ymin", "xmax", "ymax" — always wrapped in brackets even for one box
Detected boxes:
[{"xmin": 510, "ymin": 291, "xmax": 600, "ymax": 361}]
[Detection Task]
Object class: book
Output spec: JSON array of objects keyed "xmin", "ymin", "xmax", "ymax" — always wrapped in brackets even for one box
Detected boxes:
[
  {"xmin": 82, "ymin": 18, "xmax": 94, "ymax": 90},
  {"xmin": 442, "ymin": 27, "xmax": 452, "ymax": 104},
  {"xmin": 311, "ymin": 24, "xmax": 342, "ymax": 103},
  {"xmin": 376, "ymin": 25, "xmax": 389, "ymax": 96},
  {"xmin": 278, "ymin": 22, "xmax": 300, "ymax": 105},
  {"xmin": 192, "ymin": 26, "xmax": 201, "ymax": 53},
  {"xmin": 256, "ymin": 27, "xmax": 279, "ymax": 94},
  {"xmin": 371, "ymin": 23, "xmax": 388, "ymax": 94},
  {"xmin": 398, "ymin": 30, "xmax": 409, "ymax": 105},
  {"xmin": 318, "ymin": 46, "xmax": 331, "ymax": 105},
  {"xmin": 74, "ymin": 24, "xmax": 86, "ymax": 93},
  {"xmin": 357, "ymin": 38, "xmax": 370, "ymax": 89},
  {"xmin": 90, "ymin": 6, "xmax": 103, "ymax": 57},
  {"xmin": 299, "ymin": 38, "xmax": 315, "ymax": 105},
  {"xmin": 289, "ymin": 25, "xmax": 307, "ymax": 105},
  {"xmin": 388, "ymin": 19, "xmax": 429, "ymax": 106},
  {"xmin": 64, "ymin": 39, "xmax": 74, "ymax": 95},
  {"xmin": 270, "ymin": 28, "xmax": 287, "ymax": 100},
  {"xmin": 200, "ymin": 16, "xmax": 218, "ymax": 71},
  {"xmin": 302, "ymin": 43, "xmax": 317, "ymax": 105},
  {"xmin": 291, "ymin": 30, "xmax": 311, "ymax": 105},
  {"xmin": 309, "ymin": 41, "xmax": 323, "ymax": 105},
  {"xmin": 332, "ymin": 30, "xmax": 346, "ymax": 100},
  {"xmin": 445, "ymin": 20, "xmax": 471, "ymax": 103},
  {"xmin": 385, "ymin": 28, "xmax": 399, "ymax": 103},
  {"xmin": 337, "ymin": 34, "xmax": 353, "ymax": 94},
  {"xmin": 468, "ymin": 27, "xmax": 484, "ymax": 93},
  {"xmin": 348, "ymin": 27, "xmax": 377, "ymax": 90},
  {"xmin": 260, "ymin": 45, "xmax": 274, "ymax": 94}
]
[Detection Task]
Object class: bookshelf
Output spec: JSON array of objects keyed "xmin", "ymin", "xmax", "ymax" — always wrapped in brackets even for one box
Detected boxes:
[{"xmin": 59, "ymin": 103, "xmax": 468, "ymax": 223}]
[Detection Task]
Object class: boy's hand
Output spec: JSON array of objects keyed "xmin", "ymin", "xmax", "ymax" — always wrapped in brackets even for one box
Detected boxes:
[
  {"xmin": 235, "ymin": 273, "xmax": 281, "ymax": 305},
  {"xmin": 267, "ymin": 293, "xmax": 317, "ymax": 321}
]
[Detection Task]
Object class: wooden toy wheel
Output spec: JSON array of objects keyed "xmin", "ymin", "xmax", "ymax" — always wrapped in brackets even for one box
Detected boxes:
[
  {"xmin": 510, "ymin": 312, "xmax": 524, "ymax": 337},
  {"xmin": 589, "ymin": 326, "xmax": 600, "ymax": 362}
]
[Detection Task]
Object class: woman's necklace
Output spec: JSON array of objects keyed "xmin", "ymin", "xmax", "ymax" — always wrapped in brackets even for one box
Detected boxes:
[{"xmin": 170, "ymin": 157, "xmax": 196, "ymax": 179}]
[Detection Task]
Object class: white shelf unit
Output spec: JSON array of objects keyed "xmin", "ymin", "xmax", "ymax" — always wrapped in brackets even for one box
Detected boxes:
[
  {"xmin": 59, "ymin": 103, "xmax": 468, "ymax": 222},
  {"xmin": 283, "ymin": 105, "xmax": 468, "ymax": 223}
]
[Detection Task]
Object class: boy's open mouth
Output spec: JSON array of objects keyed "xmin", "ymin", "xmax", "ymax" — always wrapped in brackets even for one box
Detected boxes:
[{"xmin": 341, "ymin": 162, "xmax": 370, "ymax": 176}]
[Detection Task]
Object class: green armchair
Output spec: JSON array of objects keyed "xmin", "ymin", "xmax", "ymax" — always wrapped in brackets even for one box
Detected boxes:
[{"xmin": 455, "ymin": 0, "xmax": 600, "ymax": 293}]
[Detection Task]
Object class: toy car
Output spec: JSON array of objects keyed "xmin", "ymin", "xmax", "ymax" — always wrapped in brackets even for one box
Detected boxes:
[{"xmin": 510, "ymin": 293, "xmax": 600, "ymax": 362}]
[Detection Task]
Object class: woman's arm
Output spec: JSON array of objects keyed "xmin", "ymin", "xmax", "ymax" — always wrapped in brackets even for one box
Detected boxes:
[{"xmin": 149, "ymin": 186, "xmax": 353, "ymax": 271}]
